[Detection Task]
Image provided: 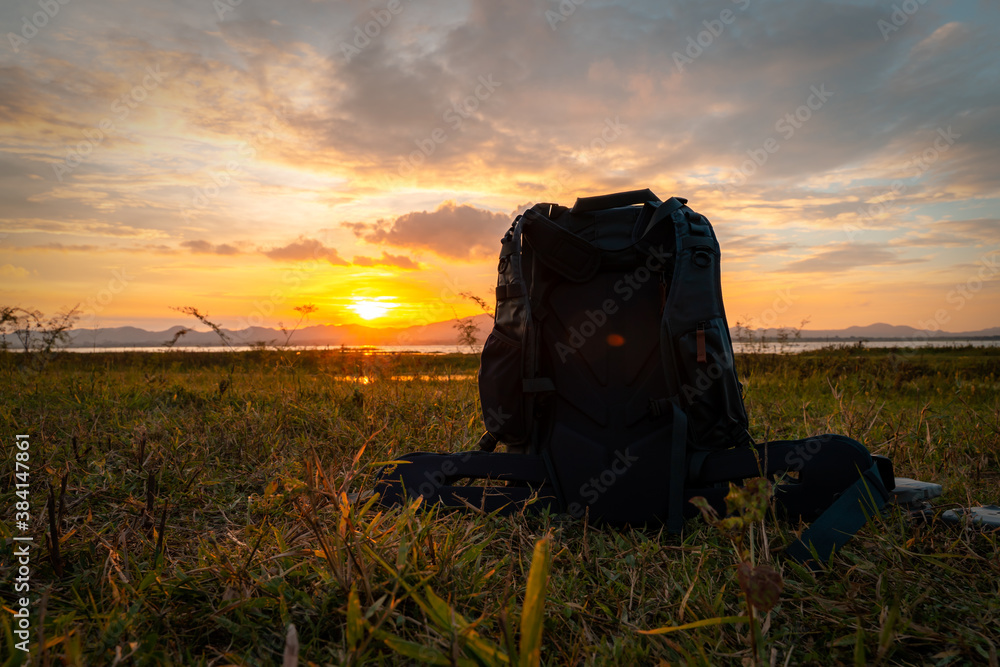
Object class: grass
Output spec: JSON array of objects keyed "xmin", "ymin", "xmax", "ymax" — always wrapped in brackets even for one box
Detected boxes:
[{"xmin": 1, "ymin": 345, "xmax": 999, "ymax": 666}]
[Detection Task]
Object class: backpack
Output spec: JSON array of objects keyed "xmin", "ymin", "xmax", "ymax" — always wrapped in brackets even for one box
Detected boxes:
[{"xmin": 376, "ymin": 189, "xmax": 894, "ymax": 566}]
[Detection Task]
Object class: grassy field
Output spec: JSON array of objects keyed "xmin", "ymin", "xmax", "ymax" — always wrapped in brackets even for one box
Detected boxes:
[{"xmin": 2, "ymin": 346, "xmax": 999, "ymax": 666}]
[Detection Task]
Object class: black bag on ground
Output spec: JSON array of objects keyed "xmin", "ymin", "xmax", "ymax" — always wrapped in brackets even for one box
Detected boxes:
[{"xmin": 375, "ymin": 190, "xmax": 894, "ymax": 565}]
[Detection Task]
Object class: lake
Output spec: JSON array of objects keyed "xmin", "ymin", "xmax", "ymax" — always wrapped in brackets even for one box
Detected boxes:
[{"xmin": 63, "ymin": 340, "xmax": 1000, "ymax": 354}]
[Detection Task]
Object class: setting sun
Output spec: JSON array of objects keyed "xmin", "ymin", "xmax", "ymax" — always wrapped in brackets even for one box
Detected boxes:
[{"xmin": 351, "ymin": 298, "xmax": 396, "ymax": 321}]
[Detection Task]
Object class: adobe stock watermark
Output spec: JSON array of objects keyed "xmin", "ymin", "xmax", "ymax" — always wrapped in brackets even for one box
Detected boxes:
[
  {"xmin": 80, "ymin": 267, "xmax": 135, "ymax": 327},
  {"xmin": 410, "ymin": 450, "xmax": 476, "ymax": 500},
  {"xmin": 567, "ymin": 449, "xmax": 639, "ymax": 518},
  {"xmin": 555, "ymin": 244, "xmax": 673, "ymax": 362},
  {"xmin": 545, "ymin": 0, "xmax": 589, "ymax": 31},
  {"xmin": 213, "ymin": 0, "xmax": 244, "ymax": 21},
  {"xmin": 679, "ymin": 351, "xmax": 738, "ymax": 403},
  {"xmin": 536, "ymin": 115, "xmax": 629, "ymax": 196},
  {"xmin": 672, "ymin": 0, "xmax": 752, "ymax": 74},
  {"xmin": 683, "ymin": 289, "xmax": 795, "ymax": 400},
  {"xmin": 52, "ymin": 65, "xmax": 168, "ymax": 182},
  {"xmin": 397, "ymin": 74, "xmax": 502, "ymax": 176},
  {"xmin": 723, "ymin": 85, "xmax": 833, "ymax": 192},
  {"xmin": 339, "ymin": 0, "xmax": 412, "ymax": 62},
  {"xmin": 574, "ymin": 116, "xmax": 627, "ymax": 162},
  {"xmin": 915, "ymin": 249, "xmax": 999, "ymax": 333},
  {"xmin": 180, "ymin": 116, "xmax": 282, "ymax": 221},
  {"xmin": 882, "ymin": 249, "xmax": 998, "ymax": 369},
  {"xmin": 845, "ymin": 126, "xmax": 960, "ymax": 242},
  {"xmin": 6, "ymin": 0, "xmax": 74, "ymax": 55},
  {"xmin": 783, "ymin": 433, "xmax": 836, "ymax": 472},
  {"xmin": 404, "ymin": 402, "xmax": 512, "ymax": 499},
  {"xmin": 736, "ymin": 289, "xmax": 796, "ymax": 332},
  {"xmin": 232, "ymin": 233, "xmax": 335, "ymax": 337},
  {"xmin": 877, "ymin": 0, "xmax": 932, "ymax": 41},
  {"xmin": 393, "ymin": 274, "xmax": 467, "ymax": 346}
]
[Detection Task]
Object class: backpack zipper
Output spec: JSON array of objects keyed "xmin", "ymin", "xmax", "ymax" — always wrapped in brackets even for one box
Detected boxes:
[{"xmin": 696, "ymin": 321, "xmax": 707, "ymax": 363}]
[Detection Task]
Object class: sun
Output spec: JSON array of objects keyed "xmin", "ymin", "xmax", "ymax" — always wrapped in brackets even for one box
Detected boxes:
[{"xmin": 350, "ymin": 297, "xmax": 396, "ymax": 321}]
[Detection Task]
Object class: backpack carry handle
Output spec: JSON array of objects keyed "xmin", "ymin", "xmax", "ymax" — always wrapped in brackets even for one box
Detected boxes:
[{"xmin": 571, "ymin": 189, "xmax": 660, "ymax": 213}]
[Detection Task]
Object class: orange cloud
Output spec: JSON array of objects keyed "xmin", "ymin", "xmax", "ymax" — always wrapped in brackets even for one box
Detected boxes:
[
  {"xmin": 262, "ymin": 237, "xmax": 349, "ymax": 265},
  {"xmin": 352, "ymin": 251, "xmax": 419, "ymax": 270},
  {"xmin": 349, "ymin": 201, "xmax": 509, "ymax": 260}
]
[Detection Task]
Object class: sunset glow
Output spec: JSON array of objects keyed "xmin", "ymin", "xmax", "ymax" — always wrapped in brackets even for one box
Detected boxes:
[
  {"xmin": 0, "ymin": 2, "xmax": 997, "ymax": 335},
  {"xmin": 351, "ymin": 298, "xmax": 396, "ymax": 321}
]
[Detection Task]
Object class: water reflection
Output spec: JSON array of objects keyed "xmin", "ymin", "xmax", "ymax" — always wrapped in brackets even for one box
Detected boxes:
[{"xmin": 333, "ymin": 374, "xmax": 477, "ymax": 384}]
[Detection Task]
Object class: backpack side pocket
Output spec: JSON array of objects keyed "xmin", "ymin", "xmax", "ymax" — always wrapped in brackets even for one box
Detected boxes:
[
  {"xmin": 675, "ymin": 318, "xmax": 750, "ymax": 450},
  {"xmin": 478, "ymin": 327, "xmax": 529, "ymax": 446}
]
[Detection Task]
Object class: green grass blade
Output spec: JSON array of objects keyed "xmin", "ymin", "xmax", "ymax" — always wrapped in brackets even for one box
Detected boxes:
[
  {"xmin": 519, "ymin": 536, "xmax": 551, "ymax": 667},
  {"xmin": 346, "ymin": 584, "xmax": 363, "ymax": 651},
  {"xmin": 383, "ymin": 637, "xmax": 452, "ymax": 665},
  {"xmin": 421, "ymin": 587, "xmax": 507, "ymax": 664},
  {"xmin": 424, "ymin": 585, "xmax": 469, "ymax": 631},
  {"xmin": 638, "ymin": 615, "xmax": 749, "ymax": 635}
]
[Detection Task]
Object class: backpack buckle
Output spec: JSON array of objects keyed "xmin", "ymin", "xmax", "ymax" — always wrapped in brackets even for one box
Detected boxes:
[{"xmin": 477, "ymin": 431, "xmax": 499, "ymax": 452}]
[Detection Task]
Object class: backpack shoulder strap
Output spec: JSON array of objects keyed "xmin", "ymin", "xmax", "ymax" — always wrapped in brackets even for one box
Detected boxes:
[
  {"xmin": 477, "ymin": 215, "xmax": 534, "ymax": 450},
  {"xmin": 785, "ymin": 460, "xmax": 892, "ymax": 569},
  {"xmin": 659, "ymin": 200, "xmax": 751, "ymax": 450},
  {"xmin": 642, "ymin": 196, "xmax": 687, "ymax": 238},
  {"xmin": 521, "ymin": 207, "xmax": 601, "ymax": 282},
  {"xmin": 649, "ymin": 197, "xmax": 694, "ymax": 534}
]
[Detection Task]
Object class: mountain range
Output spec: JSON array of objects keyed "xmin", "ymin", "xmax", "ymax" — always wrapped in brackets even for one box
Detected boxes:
[{"xmin": 51, "ymin": 319, "xmax": 1000, "ymax": 348}]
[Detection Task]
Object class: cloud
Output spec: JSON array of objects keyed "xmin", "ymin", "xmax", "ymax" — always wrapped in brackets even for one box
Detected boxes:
[
  {"xmin": 945, "ymin": 219, "xmax": 1000, "ymax": 242},
  {"xmin": 25, "ymin": 243, "xmax": 101, "ymax": 253},
  {"xmin": 0, "ymin": 264, "xmax": 29, "ymax": 279},
  {"xmin": 888, "ymin": 218, "xmax": 1000, "ymax": 249},
  {"xmin": 181, "ymin": 240, "xmax": 240, "ymax": 255},
  {"xmin": 262, "ymin": 237, "xmax": 349, "ymax": 265},
  {"xmin": 0, "ymin": 218, "xmax": 168, "ymax": 238},
  {"xmin": 0, "ymin": 0, "xmax": 998, "ymax": 331},
  {"xmin": 352, "ymin": 252, "xmax": 420, "ymax": 270},
  {"xmin": 723, "ymin": 234, "xmax": 796, "ymax": 259},
  {"xmin": 350, "ymin": 201, "xmax": 509, "ymax": 260},
  {"xmin": 780, "ymin": 243, "xmax": 927, "ymax": 273},
  {"xmin": 17, "ymin": 242, "xmax": 178, "ymax": 254}
]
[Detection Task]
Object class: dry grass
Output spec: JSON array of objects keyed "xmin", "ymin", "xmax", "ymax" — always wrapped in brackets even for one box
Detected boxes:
[{"xmin": 1, "ymin": 346, "xmax": 999, "ymax": 665}]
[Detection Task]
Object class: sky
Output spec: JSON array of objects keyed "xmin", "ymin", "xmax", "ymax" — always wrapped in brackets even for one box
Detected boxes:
[{"xmin": 1, "ymin": 0, "xmax": 999, "ymax": 334}]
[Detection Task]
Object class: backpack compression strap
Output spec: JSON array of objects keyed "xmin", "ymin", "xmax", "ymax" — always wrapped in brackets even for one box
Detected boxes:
[
  {"xmin": 688, "ymin": 437, "xmax": 894, "ymax": 566},
  {"xmin": 667, "ymin": 401, "xmax": 688, "ymax": 534},
  {"xmin": 784, "ymin": 459, "xmax": 891, "ymax": 569},
  {"xmin": 373, "ymin": 451, "xmax": 558, "ymax": 514},
  {"xmin": 374, "ymin": 440, "xmax": 893, "ymax": 567}
]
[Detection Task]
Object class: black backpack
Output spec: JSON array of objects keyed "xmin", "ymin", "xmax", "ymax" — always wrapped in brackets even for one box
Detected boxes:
[{"xmin": 376, "ymin": 189, "xmax": 894, "ymax": 565}]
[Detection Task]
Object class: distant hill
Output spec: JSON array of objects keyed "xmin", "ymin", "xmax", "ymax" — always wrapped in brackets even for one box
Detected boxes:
[
  {"xmin": 10, "ymin": 319, "xmax": 997, "ymax": 349},
  {"xmin": 60, "ymin": 314, "xmax": 497, "ymax": 348},
  {"xmin": 745, "ymin": 322, "xmax": 1000, "ymax": 341}
]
